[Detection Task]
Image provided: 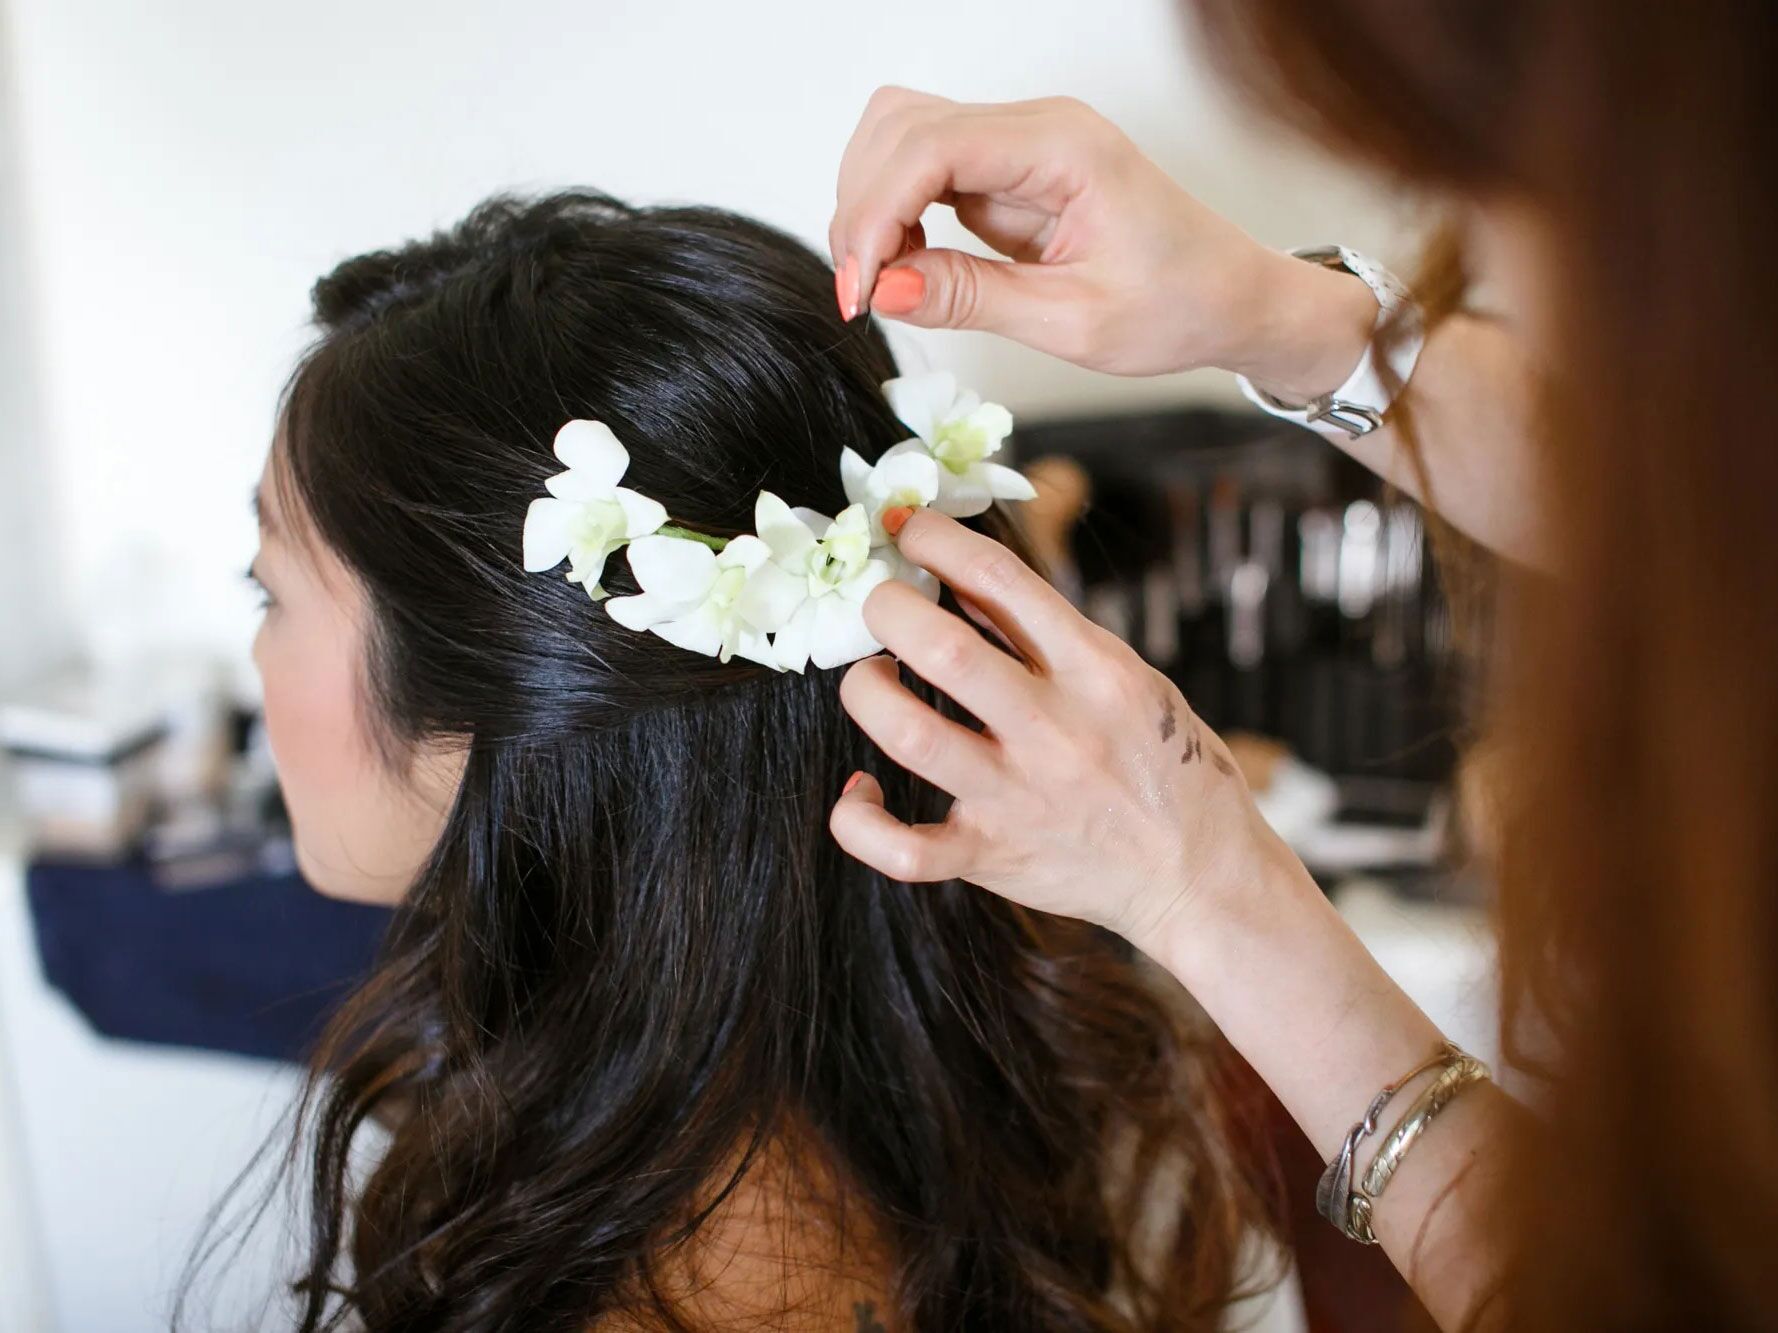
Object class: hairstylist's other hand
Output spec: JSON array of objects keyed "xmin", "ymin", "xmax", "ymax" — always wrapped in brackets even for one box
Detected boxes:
[
  {"xmin": 830, "ymin": 88, "xmax": 1375, "ymax": 395},
  {"xmin": 830, "ymin": 509, "xmax": 1289, "ymax": 959}
]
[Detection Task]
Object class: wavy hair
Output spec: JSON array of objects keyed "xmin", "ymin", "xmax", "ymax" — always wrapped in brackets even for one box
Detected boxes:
[{"xmin": 198, "ymin": 191, "xmax": 1281, "ymax": 1331}]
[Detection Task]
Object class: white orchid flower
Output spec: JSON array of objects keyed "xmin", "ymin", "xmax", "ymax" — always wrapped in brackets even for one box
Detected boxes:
[
  {"xmin": 604, "ymin": 533, "xmax": 791, "ymax": 667},
  {"xmin": 839, "ymin": 441, "xmax": 941, "ymax": 544},
  {"xmin": 521, "ymin": 420, "xmax": 668, "ymax": 599},
  {"xmin": 881, "ymin": 371, "xmax": 1037, "ymax": 517},
  {"xmin": 521, "ymin": 375, "xmax": 1036, "ymax": 673},
  {"xmin": 753, "ymin": 492, "xmax": 909, "ymax": 673}
]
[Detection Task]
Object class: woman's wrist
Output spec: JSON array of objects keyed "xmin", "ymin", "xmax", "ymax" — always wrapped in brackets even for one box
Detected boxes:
[
  {"xmin": 1137, "ymin": 825, "xmax": 1452, "ymax": 1162},
  {"xmin": 1113, "ymin": 803, "xmax": 1297, "ymax": 972},
  {"xmin": 1222, "ymin": 247, "xmax": 1380, "ymax": 404},
  {"xmin": 1134, "ymin": 826, "xmax": 1514, "ymax": 1328},
  {"xmin": 1138, "ymin": 821, "xmax": 1328, "ymax": 1002}
]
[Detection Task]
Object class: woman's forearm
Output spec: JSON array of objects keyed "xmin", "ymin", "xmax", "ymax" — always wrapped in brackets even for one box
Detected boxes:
[
  {"xmin": 1241, "ymin": 255, "xmax": 1547, "ymax": 567},
  {"xmin": 1146, "ymin": 831, "xmax": 1517, "ymax": 1330},
  {"xmin": 1341, "ymin": 309, "xmax": 1545, "ymax": 566}
]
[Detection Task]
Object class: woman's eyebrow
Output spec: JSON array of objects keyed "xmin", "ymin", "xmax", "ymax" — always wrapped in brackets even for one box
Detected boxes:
[{"xmin": 252, "ymin": 484, "xmax": 278, "ymax": 537}]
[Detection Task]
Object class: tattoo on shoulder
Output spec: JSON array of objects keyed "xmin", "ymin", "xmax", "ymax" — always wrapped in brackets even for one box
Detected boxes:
[
  {"xmin": 1159, "ymin": 696, "xmax": 1178, "ymax": 742},
  {"xmin": 854, "ymin": 1300, "xmax": 888, "ymax": 1333}
]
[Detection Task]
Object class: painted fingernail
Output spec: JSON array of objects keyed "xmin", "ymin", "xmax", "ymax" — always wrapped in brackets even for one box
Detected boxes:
[
  {"xmin": 842, "ymin": 770, "xmax": 865, "ymax": 796},
  {"xmin": 871, "ymin": 266, "xmax": 925, "ymax": 315},
  {"xmin": 835, "ymin": 254, "xmax": 860, "ymax": 321},
  {"xmin": 882, "ymin": 505, "xmax": 914, "ymax": 537}
]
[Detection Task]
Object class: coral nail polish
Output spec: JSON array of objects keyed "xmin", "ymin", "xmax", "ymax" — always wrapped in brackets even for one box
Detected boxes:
[
  {"xmin": 882, "ymin": 506, "xmax": 915, "ymax": 537},
  {"xmin": 872, "ymin": 267, "xmax": 925, "ymax": 315},
  {"xmin": 842, "ymin": 771, "xmax": 865, "ymax": 796},
  {"xmin": 835, "ymin": 255, "xmax": 860, "ymax": 321}
]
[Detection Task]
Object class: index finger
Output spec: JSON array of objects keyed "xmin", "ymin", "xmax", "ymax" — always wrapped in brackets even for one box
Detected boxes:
[
  {"xmin": 886, "ymin": 509, "xmax": 1093, "ymax": 675},
  {"xmin": 831, "ymin": 96, "xmax": 1081, "ymax": 315},
  {"xmin": 828, "ymin": 85, "xmax": 947, "ymax": 265}
]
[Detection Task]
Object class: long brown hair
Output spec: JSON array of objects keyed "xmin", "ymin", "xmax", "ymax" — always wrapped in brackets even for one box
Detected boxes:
[
  {"xmin": 1190, "ymin": 2, "xmax": 1778, "ymax": 1328},
  {"xmin": 183, "ymin": 193, "xmax": 1282, "ymax": 1331}
]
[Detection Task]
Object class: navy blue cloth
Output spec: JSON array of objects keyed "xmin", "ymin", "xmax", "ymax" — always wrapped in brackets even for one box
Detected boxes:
[{"xmin": 26, "ymin": 857, "xmax": 393, "ymax": 1063}]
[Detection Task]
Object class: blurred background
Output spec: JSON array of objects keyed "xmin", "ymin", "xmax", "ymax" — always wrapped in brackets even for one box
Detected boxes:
[{"xmin": 0, "ymin": 2, "xmax": 1496, "ymax": 1329}]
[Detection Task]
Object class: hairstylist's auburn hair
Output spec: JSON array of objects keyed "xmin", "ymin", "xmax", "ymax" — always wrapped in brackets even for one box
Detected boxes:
[
  {"xmin": 190, "ymin": 192, "xmax": 1281, "ymax": 1331},
  {"xmin": 1190, "ymin": 3, "xmax": 1778, "ymax": 1329}
]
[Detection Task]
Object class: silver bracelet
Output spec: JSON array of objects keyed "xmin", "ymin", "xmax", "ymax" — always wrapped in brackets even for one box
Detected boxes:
[
  {"xmin": 1348, "ymin": 1051, "xmax": 1491, "ymax": 1244},
  {"xmin": 1315, "ymin": 1041, "xmax": 1461, "ymax": 1243}
]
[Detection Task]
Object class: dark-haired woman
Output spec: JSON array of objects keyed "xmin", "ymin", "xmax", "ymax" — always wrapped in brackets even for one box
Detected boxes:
[
  {"xmin": 824, "ymin": 6, "xmax": 1778, "ymax": 1332},
  {"xmin": 225, "ymin": 191, "xmax": 1283, "ymax": 1332}
]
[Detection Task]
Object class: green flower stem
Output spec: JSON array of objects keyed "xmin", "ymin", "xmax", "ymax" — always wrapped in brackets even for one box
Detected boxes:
[{"xmin": 653, "ymin": 524, "xmax": 731, "ymax": 552}]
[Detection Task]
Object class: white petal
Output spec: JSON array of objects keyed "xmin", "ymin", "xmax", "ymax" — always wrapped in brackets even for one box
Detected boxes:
[
  {"xmin": 826, "ymin": 503, "xmax": 872, "ymax": 545},
  {"xmin": 934, "ymin": 466, "xmax": 994, "ymax": 518},
  {"xmin": 809, "ymin": 593, "xmax": 885, "ymax": 670},
  {"xmin": 545, "ymin": 468, "xmax": 612, "ymax": 503},
  {"xmin": 651, "ymin": 606, "xmax": 725, "ymax": 658},
  {"xmin": 614, "ymin": 487, "xmax": 668, "ymax": 538},
  {"xmin": 964, "ymin": 401, "xmax": 1015, "ymax": 458},
  {"xmin": 772, "ymin": 600, "xmax": 817, "ymax": 674},
  {"xmin": 980, "ymin": 461, "xmax": 1037, "ymax": 501},
  {"xmin": 870, "ymin": 449, "xmax": 940, "ymax": 506},
  {"xmin": 522, "ymin": 497, "xmax": 578, "ymax": 572},
  {"xmin": 565, "ymin": 536, "xmax": 622, "ymax": 588},
  {"xmin": 883, "ymin": 371, "xmax": 956, "ymax": 444},
  {"xmin": 732, "ymin": 627, "xmax": 780, "ymax": 670},
  {"xmin": 735, "ymin": 559, "xmax": 807, "ymax": 632},
  {"xmin": 755, "ymin": 491, "xmax": 817, "ymax": 567},
  {"xmin": 793, "ymin": 506, "xmax": 834, "ymax": 538},
  {"xmin": 625, "ymin": 534, "xmax": 716, "ymax": 600},
  {"xmin": 839, "ymin": 447, "xmax": 873, "ymax": 507},
  {"xmin": 881, "ymin": 547, "xmax": 940, "ymax": 602},
  {"xmin": 552, "ymin": 419, "xmax": 630, "ymax": 490},
  {"xmin": 839, "ymin": 558, "xmax": 895, "ymax": 604},
  {"xmin": 604, "ymin": 590, "xmax": 674, "ymax": 631},
  {"xmin": 879, "ymin": 438, "xmax": 931, "ymax": 463},
  {"xmin": 719, "ymin": 533, "xmax": 774, "ymax": 575}
]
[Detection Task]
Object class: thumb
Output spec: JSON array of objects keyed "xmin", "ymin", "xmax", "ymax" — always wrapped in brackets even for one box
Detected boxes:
[
  {"xmin": 869, "ymin": 249, "xmax": 1080, "ymax": 353},
  {"xmin": 836, "ymin": 768, "xmax": 885, "ymax": 809}
]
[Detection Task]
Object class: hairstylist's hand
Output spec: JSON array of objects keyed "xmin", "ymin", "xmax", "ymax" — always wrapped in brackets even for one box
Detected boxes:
[
  {"xmin": 830, "ymin": 508, "xmax": 1288, "ymax": 958},
  {"xmin": 830, "ymin": 88, "xmax": 1375, "ymax": 395}
]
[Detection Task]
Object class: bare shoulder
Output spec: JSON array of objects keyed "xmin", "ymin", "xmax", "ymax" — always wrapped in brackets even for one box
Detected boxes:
[{"xmin": 594, "ymin": 1134, "xmax": 898, "ymax": 1332}]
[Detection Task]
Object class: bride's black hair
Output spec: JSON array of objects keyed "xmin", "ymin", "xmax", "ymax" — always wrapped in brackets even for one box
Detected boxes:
[{"xmin": 218, "ymin": 191, "xmax": 1279, "ymax": 1330}]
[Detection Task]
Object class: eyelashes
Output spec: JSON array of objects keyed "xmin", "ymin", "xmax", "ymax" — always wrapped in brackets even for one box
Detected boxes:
[{"xmin": 243, "ymin": 561, "xmax": 276, "ymax": 613}]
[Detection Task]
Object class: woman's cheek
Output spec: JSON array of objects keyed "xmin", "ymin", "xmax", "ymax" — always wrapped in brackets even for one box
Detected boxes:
[{"xmin": 257, "ymin": 616, "xmax": 404, "ymax": 902}]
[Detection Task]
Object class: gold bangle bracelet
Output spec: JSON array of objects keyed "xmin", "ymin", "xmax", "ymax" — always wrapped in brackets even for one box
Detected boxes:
[
  {"xmin": 1316, "ymin": 1041, "xmax": 1459, "ymax": 1240},
  {"xmin": 1348, "ymin": 1051, "xmax": 1490, "ymax": 1243}
]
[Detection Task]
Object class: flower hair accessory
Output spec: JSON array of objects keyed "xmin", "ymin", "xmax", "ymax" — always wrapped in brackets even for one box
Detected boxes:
[{"xmin": 520, "ymin": 371, "xmax": 1036, "ymax": 673}]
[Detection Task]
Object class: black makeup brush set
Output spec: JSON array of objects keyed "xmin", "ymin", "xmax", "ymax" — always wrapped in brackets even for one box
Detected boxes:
[{"xmin": 1014, "ymin": 406, "xmax": 1466, "ymax": 840}]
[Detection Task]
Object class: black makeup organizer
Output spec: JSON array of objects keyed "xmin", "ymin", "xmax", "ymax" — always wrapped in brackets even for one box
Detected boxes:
[{"xmin": 1014, "ymin": 406, "xmax": 1465, "ymax": 870}]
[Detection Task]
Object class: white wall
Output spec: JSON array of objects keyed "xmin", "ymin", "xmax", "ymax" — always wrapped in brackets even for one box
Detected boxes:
[
  {"xmin": 2, "ymin": 0, "xmax": 1413, "ymax": 689},
  {"xmin": 0, "ymin": 3, "xmax": 1421, "ymax": 1330},
  {"xmin": 0, "ymin": 3, "xmax": 69, "ymax": 691}
]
